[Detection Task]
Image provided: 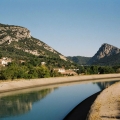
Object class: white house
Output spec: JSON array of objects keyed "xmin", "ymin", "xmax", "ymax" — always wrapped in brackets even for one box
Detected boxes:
[
  {"xmin": 0, "ymin": 57, "xmax": 12, "ymax": 66},
  {"xmin": 54, "ymin": 68, "xmax": 65, "ymax": 73}
]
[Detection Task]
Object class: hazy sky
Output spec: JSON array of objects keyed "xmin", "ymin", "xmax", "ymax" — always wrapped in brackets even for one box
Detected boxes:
[{"xmin": 1, "ymin": 0, "xmax": 120, "ymax": 57}]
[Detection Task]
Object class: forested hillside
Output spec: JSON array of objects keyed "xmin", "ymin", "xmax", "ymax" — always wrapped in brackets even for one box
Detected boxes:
[
  {"xmin": 67, "ymin": 56, "xmax": 91, "ymax": 65},
  {"xmin": 0, "ymin": 23, "xmax": 77, "ymax": 80}
]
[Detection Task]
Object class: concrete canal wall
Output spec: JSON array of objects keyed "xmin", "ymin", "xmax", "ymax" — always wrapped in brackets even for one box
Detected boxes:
[{"xmin": 0, "ymin": 74, "xmax": 120, "ymax": 93}]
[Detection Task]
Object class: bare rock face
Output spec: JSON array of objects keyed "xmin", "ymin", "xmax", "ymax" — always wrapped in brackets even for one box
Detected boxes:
[
  {"xmin": 0, "ymin": 24, "xmax": 31, "ymax": 44},
  {"xmin": 0, "ymin": 23, "xmax": 67, "ymax": 61},
  {"xmin": 88, "ymin": 43, "xmax": 120, "ymax": 64},
  {"xmin": 97, "ymin": 43, "xmax": 120, "ymax": 59}
]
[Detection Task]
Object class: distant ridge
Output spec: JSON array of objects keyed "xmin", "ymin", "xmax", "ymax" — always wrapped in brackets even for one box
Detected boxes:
[{"xmin": 67, "ymin": 56, "xmax": 91, "ymax": 65}]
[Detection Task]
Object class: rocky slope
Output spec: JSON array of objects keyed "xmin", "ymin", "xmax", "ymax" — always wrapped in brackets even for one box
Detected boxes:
[
  {"xmin": 0, "ymin": 23, "xmax": 67, "ymax": 60},
  {"xmin": 88, "ymin": 43, "xmax": 120, "ymax": 65}
]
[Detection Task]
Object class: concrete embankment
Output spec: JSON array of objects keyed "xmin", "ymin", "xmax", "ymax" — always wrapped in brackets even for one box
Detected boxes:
[
  {"xmin": 86, "ymin": 81, "xmax": 120, "ymax": 120},
  {"xmin": 0, "ymin": 74, "xmax": 120, "ymax": 93}
]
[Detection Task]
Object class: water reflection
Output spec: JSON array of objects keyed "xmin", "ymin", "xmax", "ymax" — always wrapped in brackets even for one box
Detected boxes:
[
  {"xmin": 0, "ymin": 79, "xmax": 120, "ymax": 120},
  {"xmin": 95, "ymin": 81, "xmax": 119, "ymax": 90},
  {"xmin": 0, "ymin": 88, "xmax": 54, "ymax": 118}
]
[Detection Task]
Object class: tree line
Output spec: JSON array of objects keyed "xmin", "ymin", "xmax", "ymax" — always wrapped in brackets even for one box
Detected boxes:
[
  {"xmin": 0, "ymin": 61, "xmax": 63, "ymax": 80},
  {"xmin": 0, "ymin": 59, "xmax": 120, "ymax": 80},
  {"xmin": 76, "ymin": 65, "xmax": 120, "ymax": 75}
]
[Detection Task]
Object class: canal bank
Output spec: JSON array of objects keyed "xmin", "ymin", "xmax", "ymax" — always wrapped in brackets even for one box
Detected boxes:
[
  {"xmin": 0, "ymin": 73, "xmax": 120, "ymax": 93},
  {"xmin": 86, "ymin": 81, "xmax": 120, "ymax": 120}
]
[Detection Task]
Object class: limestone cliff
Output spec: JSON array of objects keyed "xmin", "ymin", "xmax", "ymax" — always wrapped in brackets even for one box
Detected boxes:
[
  {"xmin": 0, "ymin": 23, "xmax": 67, "ymax": 61},
  {"xmin": 88, "ymin": 43, "xmax": 120, "ymax": 65},
  {"xmin": 0, "ymin": 24, "xmax": 31, "ymax": 44}
]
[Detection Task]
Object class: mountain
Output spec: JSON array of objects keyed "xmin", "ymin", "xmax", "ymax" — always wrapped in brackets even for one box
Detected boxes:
[
  {"xmin": 88, "ymin": 43, "xmax": 120, "ymax": 65},
  {"xmin": 67, "ymin": 56, "xmax": 91, "ymax": 65},
  {"xmin": 0, "ymin": 23, "xmax": 74, "ymax": 68},
  {"xmin": 0, "ymin": 23, "xmax": 66, "ymax": 59}
]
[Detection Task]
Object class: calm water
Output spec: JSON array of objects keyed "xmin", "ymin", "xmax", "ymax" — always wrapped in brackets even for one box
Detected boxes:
[{"xmin": 0, "ymin": 79, "xmax": 119, "ymax": 120}]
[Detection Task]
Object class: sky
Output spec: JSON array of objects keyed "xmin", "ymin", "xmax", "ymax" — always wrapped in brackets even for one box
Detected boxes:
[{"xmin": 1, "ymin": 0, "xmax": 120, "ymax": 57}]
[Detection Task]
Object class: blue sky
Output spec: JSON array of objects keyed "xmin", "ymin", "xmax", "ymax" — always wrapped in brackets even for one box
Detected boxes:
[{"xmin": 1, "ymin": 0, "xmax": 120, "ymax": 57}]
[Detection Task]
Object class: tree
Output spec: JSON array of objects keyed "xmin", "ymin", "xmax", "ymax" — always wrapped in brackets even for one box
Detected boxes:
[
  {"xmin": 28, "ymin": 68, "xmax": 38, "ymax": 78},
  {"xmin": 116, "ymin": 68, "xmax": 120, "ymax": 73},
  {"xmin": 36, "ymin": 65, "xmax": 50, "ymax": 78},
  {"xmin": 90, "ymin": 66, "xmax": 98, "ymax": 74}
]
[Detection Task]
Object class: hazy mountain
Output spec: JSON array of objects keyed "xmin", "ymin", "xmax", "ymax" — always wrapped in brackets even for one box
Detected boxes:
[
  {"xmin": 88, "ymin": 43, "xmax": 120, "ymax": 65},
  {"xmin": 67, "ymin": 56, "xmax": 91, "ymax": 65}
]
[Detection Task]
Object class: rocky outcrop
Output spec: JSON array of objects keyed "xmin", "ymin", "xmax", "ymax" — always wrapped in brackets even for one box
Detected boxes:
[
  {"xmin": 0, "ymin": 24, "xmax": 31, "ymax": 44},
  {"xmin": 88, "ymin": 43, "xmax": 120, "ymax": 65},
  {"xmin": 0, "ymin": 23, "xmax": 68, "ymax": 61}
]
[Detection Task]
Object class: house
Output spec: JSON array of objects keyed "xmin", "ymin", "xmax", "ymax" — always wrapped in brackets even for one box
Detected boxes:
[
  {"xmin": 0, "ymin": 57, "xmax": 12, "ymax": 66},
  {"xmin": 54, "ymin": 68, "xmax": 77, "ymax": 75},
  {"xmin": 19, "ymin": 60, "xmax": 26, "ymax": 63},
  {"xmin": 41, "ymin": 62, "xmax": 46, "ymax": 65},
  {"xmin": 62, "ymin": 70, "xmax": 77, "ymax": 75},
  {"xmin": 53, "ymin": 68, "xmax": 65, "ymax": 73}
]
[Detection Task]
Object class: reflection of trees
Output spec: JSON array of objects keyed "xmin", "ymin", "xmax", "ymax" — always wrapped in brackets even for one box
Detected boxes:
[
  {"xmin": 96, "ymin": 81, "xmax": 118, "ymax": 90},
  {"xmin": 0, "ymin": 88, "xmax": 53, "ymax": 118}
]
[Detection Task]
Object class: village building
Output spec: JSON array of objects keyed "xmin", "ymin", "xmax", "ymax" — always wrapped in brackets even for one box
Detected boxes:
[
  {"xmin": 53, "ymin": 68, "xmax": 65, "ymax": 73},
  {"xmin": 0, "ymin": 57, "xmax": 12, "ymax": 66},
  {"xmin": 54, "ymin": 68, "xmax": 77, "ymax": 76},
  {"xmin": 41, "ymin": 62, "xmax": 46, "ymax": 65}
]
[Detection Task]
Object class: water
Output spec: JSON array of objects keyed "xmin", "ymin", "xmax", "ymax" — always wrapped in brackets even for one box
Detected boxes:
[{"xmin": 0, "ymin": 79, "xmax": 119, "ymax": 120}]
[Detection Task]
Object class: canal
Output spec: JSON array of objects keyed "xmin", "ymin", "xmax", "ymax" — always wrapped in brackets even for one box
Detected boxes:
[{"xmin": 0, "ymin": 78, "xmax": 120, "ymax": 120}]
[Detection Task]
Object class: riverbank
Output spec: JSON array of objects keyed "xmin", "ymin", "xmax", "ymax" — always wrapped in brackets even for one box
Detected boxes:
[
  {"xmin": 64, "ymin": 91, "xmax": 101, "ymax": 120},
  {"xmin": 0, "ymin": 73, "xmax": 120, "ymax": 93},
  {"xmin": 86, "ymin": 81, "xmax": 120, "ymax": 120}
]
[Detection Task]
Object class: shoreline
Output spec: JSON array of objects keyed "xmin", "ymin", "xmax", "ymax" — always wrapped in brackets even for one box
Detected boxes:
[
  {"xmin": 0, "ymin": 73, "xmax": 120, "ymax": 93},
  {"xmin": 86, "ymin": 80, "xmax": 120, "ymax": 120},
  {"xmin": 64, "ymin": 91, "xmax": 101, "ymax": 120}
]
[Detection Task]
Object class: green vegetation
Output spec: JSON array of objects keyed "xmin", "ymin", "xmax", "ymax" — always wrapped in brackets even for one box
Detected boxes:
[
  {"xmin": 0, "ymin": 60, "xmax": 119, "ymax": 80},
  {"xmin": 67, "ymin": 56, "xmax": 91, "ymax": 65},
  {"xmin": 76, "ymin": 65, "xmax": 120, "ymax": 75},
  {"xmin": 0, "ymin": 23, "xmax": 77, "ymax": 80},
  {"xmin": 0, "ymin": 23, "xmax": 120, "ymax": 80},
  {"xmin": 91, "ymin": 53, "xmax": 120, "ymax": 66},
  {"xmin": 0, "ymin": 60, "xmax": 64, "ymax": 80}
]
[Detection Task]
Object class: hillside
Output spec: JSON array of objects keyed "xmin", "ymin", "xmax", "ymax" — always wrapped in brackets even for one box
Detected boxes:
[
  {"xmin": 67, "ymin": 56, "xmax": 91, "ymax": 65},
  {"xmin": 0, "ymin": 23, "xmax": 65, "ymax": 59},
  {"xmin": 88, "ymin": 43, "xmax": 120, "ymax": 65},
  {"xmin": 0, "ymin": 23, "xmax": 75, "ymax": 69},
  {"xmin": 91, "ymin": 52, "xmax": 120, "ymax": 65}
]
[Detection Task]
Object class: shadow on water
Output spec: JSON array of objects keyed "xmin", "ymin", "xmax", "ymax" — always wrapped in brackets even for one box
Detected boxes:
[{"xmin": 0, "ymin": 88, "xmax": 54, "ymax": 118}]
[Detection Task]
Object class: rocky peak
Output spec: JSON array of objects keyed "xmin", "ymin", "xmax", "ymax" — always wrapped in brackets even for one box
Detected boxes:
[
  {"xmin": 97, "ymin": 43, "xmax": 120, "ymax": 59},
  {"xmin": 88, "ymin": 43, "xmax": 120, "ymax": 64}
]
